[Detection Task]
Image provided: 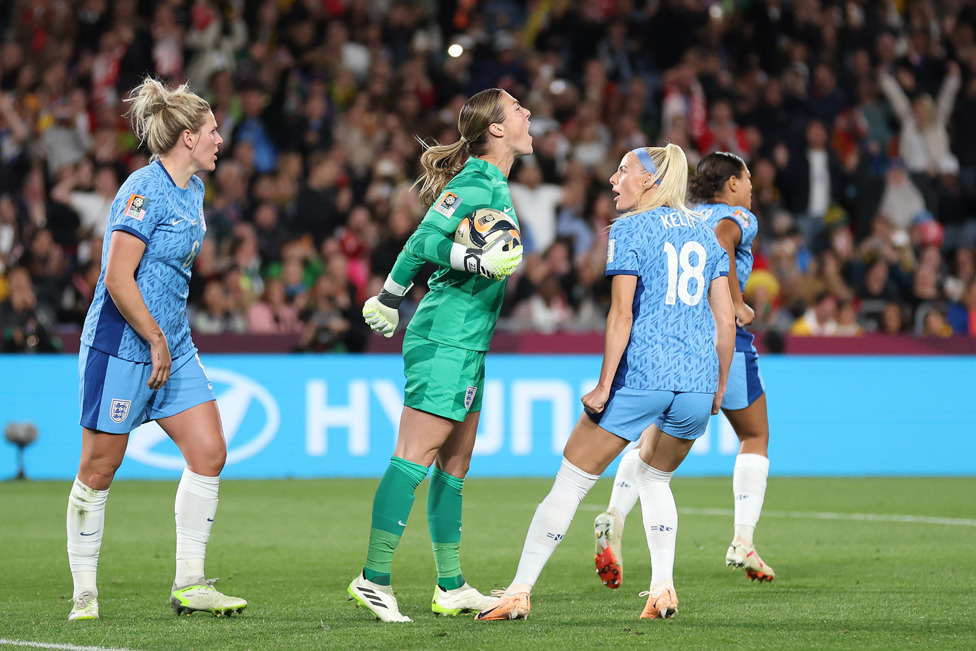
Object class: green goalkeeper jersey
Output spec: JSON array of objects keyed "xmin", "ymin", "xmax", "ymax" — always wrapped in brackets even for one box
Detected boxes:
[{"xmin": 389, "ymin": 157, "xmax": 519, "ymax": 352}]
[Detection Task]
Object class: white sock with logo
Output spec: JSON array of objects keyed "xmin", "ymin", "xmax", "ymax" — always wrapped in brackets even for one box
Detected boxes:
[
  {"xmin": 732, "ymin": 453, "xmax": 770, "ymax": 544},
  {"xmin": 636, "ymin": 461, "xmax": 677, "ymax": 588},
  {"xmin": 67, "ymin": 476, "xmax": 109, "ymax": 599},
  {"xmin": 608, "ymin": 447, "xmax": 642, "ymax": 519},
  {"xmin": 174, "ymin": 468, "xmax": 219, "ymax": 588},
  {"xmin": 509, "ymin": 458, "xmax": 599, "ymax": 594}
]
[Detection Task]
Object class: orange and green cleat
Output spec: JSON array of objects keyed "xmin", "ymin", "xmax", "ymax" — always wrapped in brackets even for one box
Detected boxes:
[
  {"xmin": 726, "ymin": 538, "xmax": 776, "ymax": 582},
  {"xmin": 474, "ymin": 592, "xmax": 530, "ymax": 621},
  {"xmin": 639, "ymin": 586, "xmax": 678, "ymax": 619},
  {"xmin": 593, "ymin": 508, "xmax": 625, "ymax": 588}
]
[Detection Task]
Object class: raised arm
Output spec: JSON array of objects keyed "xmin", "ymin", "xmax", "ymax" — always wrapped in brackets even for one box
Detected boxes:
[
  {"xmin": 878, "ymin": 70, "xmax": 912, "ymax": 122},
  {"xmin": 936, "ymin": 61, "xmax": 962, "ymax": 125}
]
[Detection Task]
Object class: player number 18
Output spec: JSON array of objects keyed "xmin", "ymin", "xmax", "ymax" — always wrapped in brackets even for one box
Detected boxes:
[{"xmin": 663, "ymin": 240, "xmax": 707, "ymax": 306}]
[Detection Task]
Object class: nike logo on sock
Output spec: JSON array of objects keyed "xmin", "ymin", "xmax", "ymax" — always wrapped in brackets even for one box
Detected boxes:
[
  {"xmin": 207, "ymin": 517, "xmax": 215, "ymax": 522},
  {"xmin": 397, "ymin": 520, "xmax": 407, "ymax": 527},
  {"xmin": 80, "ymin": 530, "xmax": 100, "ymax": 536}
]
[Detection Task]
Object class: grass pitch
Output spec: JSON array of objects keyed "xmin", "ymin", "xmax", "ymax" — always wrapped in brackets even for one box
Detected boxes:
[{"xmin": 2, "ymin": 476, "xmax": 975, "ymax": 650}]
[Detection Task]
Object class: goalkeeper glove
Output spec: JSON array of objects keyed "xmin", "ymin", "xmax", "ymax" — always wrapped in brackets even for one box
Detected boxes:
[
  {"xmin": 449, "ymin": 237, "xmax": 524, "ymax": 280},
  {"xmin": 362, "ymin": 276, "xmax": 412, "ymax": 338}
]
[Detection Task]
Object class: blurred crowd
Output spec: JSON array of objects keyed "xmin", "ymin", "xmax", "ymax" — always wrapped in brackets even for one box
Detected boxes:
[{"xmin": 2, "ymin": 0, "xmax": 976, "ymax": 355}]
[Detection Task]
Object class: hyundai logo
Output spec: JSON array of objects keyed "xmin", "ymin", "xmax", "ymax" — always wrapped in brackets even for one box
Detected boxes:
[{"xmin": 125, "ymin": 369, "xmax": 280, "ymax": 470}]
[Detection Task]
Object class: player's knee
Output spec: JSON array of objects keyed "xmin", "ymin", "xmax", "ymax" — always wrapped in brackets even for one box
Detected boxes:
[
  {"xmin": 79, "ymin": 462, "xmax": 120, "ymax": 491},
  {"xmin": 203, "ymin": 447, "xmax": 227, "ymax": 475},
  {"xmin": 184, "ymin": 444, "xmax": 226, "ymax": 476}
]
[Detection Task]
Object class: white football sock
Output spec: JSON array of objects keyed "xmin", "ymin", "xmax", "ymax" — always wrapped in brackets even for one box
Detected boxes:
[
  {"xmin": 174, "ymin": 468, "xmax": 219, "ymax": 587},
  {"xmin": 636, "ymin": 461, "xmax": 677, "ymax": 588},
  {"xmin": 66, "ymin": 476, "xmax": 109, "ymax": 598},
  {"xmin": 732, "ymin": 453, "xmax": 769, "ymax": 544},
  {"xmin": 608, "ymin": 447, "xmax": 641, "ymax": 519},
  {"xmin": 509, "ymin": 458, "xmax": 599, "ymax": 593}
]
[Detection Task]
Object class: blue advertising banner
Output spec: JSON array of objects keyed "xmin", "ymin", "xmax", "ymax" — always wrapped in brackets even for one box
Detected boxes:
[{"xmin": 0, "ymin": 354, "xmax": 973, "ymax": 479}]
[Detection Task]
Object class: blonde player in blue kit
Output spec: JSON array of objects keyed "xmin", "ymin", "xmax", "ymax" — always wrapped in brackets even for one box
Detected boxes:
[
  {"xmin": 476, "ymin": 144, "xmax": 735, "ymax": 622},
  {"xmin": 66, "ymin": 78, "xmax": 246, "ymax": 621},
  {"xmin": 592, "ymin": 151, "xmax": 775, "ymax": 593}
]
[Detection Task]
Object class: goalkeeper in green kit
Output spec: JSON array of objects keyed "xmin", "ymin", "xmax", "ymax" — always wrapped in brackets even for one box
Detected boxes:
[{"xmin": 347, "ymin": 88, "xmax": 532, "ymax": 622}]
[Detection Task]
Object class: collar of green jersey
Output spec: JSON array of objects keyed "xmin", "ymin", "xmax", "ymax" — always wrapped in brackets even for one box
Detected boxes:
[{"xmin": 465, "ymin": 156, "xmax": 506, "ymax": 181}]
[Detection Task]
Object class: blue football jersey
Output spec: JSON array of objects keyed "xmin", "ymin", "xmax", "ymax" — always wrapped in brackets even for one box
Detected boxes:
[
  {"xmin": 81, "ymin": 161, "xmax": 207, "ymax": 362},
  {"xmin": 698, "ymin": 202, "xmax": 759, "ymax": 353},
  {"xmin": 605, "ymin": 207, "xmax": 729, "ymax": 393}
]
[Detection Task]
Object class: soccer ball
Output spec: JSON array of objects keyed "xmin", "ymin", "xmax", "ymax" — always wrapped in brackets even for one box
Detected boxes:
[{"xmin": 454, "ymin": 208, "xmax": 521, "ymax": 251}]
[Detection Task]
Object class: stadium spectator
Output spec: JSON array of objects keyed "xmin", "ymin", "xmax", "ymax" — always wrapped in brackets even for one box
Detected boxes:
[
  {"xmin": 188, "ymin": 278, "xmax": 248, "ymax": 335},
  {"xmin": 509, "ymin": 160, "xmax": 563, "ymax": 254},
  {"xmin": 247, "ymin": 277, "xmax": 302, "ymax": 336},
  {"xmin": 477, "ymin": 144, "xmax": 734, "ymax": 622},
  {"xmin": 0, "ymin": 265, "xmax": 60, "ymax": 352},
  {"xmin": 878, "ymin": 301, "xmax": 910, "ymax": 335},
  {"xmin": 58, "ymin": 260, "xmax": 101, "ymax": 328},
  {"xmin": 947, "ymin": 278, "xmax": 976, "ymax": 336},
  {"xmin": 835, "ymin": 298, "xmax": 865, "ymax": 336},
  {"xmin": 349, "ymin": 88, "xmax": 528, "ymax": 623},
  {"xmin": 920, "ymin": 305, "xmax": 954, "ymax": 337},
  {"xmin": 944, "ymin": 246, "xmax": 975, "ymax": 303},
  {"xmin": 38, "ymin": 89, "xmax": 93, "ymax": 177},
  {"xmin": 879, "ymin": 62, "xmax": 961, "ymax": 209},
  {"xmin": 857, "ymin": 257, "xmax": 909, "ymax": 331},
  {"xmin": 0, "ymin": 91, "xmax": 29, "ymax": 195},
  {"xmin": 294, "ymin": 268, "xmax": 366, "ymax": 353},
  {"xmin": 50, "ymin": 160, "xmax": 119, "ymax": 265},
  {"xmin": 790, "ymin": 291, "xmax": 840, "ymax": 336},
  {"xmin": 697, "ymin": 98, "xmax": 750, "ymax": 161},
  {"xmin": 877, "ymin": 160, "xmax": 928, "ymax": 236},
  {"xmin": 777, "ymin": 119, "xmax": 849, "ymax": 248},
  {"xmin": 294, "ymin": 151, "xmax": 352, "ymax": 248},
  {"xmin": 65, "ymin": 77, "xmax": 246, "ymax": 622}
]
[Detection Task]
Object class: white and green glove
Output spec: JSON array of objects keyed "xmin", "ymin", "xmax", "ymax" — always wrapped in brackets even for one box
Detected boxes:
[
  {"xmin": 449, "ymin": 237, "xmax": 524, "ymax": 281},
  {"xmin": 362, "ymin": 277, "xmax": 412, "ymax": 338}
]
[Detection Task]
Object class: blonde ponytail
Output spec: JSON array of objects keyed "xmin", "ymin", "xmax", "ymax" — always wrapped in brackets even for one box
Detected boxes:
[
  {"xmin": 413, "ymin": 88, "xmax": 507, "ymax": 208},
  {"xmin": 124, "ymin": 77, "xmax": 211, "ymax": 159},
  {"xmin": 619, "ymin": 143, "xmax": 697, "ymax": 220}
]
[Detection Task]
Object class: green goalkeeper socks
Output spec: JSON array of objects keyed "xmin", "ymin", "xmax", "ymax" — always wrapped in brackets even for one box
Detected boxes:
[
  {"xmin": 428, "ymin": 467, "xmax": 466, "ymax": 590},
  {"xmin": 363, "ymin": 456, "xmax": 429, "ymax": 586}
]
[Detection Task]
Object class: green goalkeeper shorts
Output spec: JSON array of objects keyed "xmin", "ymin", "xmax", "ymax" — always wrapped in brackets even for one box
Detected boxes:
[{"xmin": 402, "ymin": 331, "xmax": 485, "ymax": 422}]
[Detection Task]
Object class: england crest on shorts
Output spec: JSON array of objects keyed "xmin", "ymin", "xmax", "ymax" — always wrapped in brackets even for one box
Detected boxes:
[
  {"xmin": 110, "ymin": 399, "xmax": 131, "ymax": 423},
  {"xmin": 464, "ymin": 385, "xmax": 478, "ymax": 411}
]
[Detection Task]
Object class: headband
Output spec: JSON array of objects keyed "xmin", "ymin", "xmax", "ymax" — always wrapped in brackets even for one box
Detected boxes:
[{"xmin": 631, "ymin": 148, "xmax": 662, "ymax": 185}]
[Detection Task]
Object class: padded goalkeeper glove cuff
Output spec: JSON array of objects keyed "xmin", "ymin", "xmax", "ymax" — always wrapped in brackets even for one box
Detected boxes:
[
  {"xmin": 449, "ymin": 240, "xmax": 523, "ymax": 280},
  {"xmin": 363, "ymin": 276, "xmax": 412, "ymax": 338}
]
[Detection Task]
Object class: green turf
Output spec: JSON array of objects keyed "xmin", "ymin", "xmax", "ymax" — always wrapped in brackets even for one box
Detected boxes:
[{"xmin": 2, "ymin": 477, "xmax": 975, "ymax": 649}]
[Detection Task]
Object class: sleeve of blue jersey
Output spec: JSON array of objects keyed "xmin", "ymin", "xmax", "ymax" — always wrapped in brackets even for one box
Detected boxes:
[
  {"xmin": 605, "ymin": 217, "xmax": 640, "ymax": 276},
  {"xmin": 711, "ymin": 242, "xmax": 730, "ymax": 280},
  {"xmin": 730, "ymin": 207, "xmax": 758, "ymax": 248},
  {"xmin": 108, "ymin": 183, "xmax": 160, "ymax": 245}
]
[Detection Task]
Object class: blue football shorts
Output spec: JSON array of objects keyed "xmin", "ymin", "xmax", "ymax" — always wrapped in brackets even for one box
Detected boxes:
[
  {"xmin": 721, "ymin": 349, "xmax": 766, "ymax": 411},
  {"xmin": 79, "ymin": 344, "xmax": 216, "ymax": 434},
  {"xmin": 587, "ymin": 386, "xmax": 714, "ymax": 442}
]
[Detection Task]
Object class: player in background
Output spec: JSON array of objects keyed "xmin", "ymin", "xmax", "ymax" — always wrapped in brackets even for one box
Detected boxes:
[
  {"xmin": 592, "ymin": 151, "xmax": 775, "ymax": 590},
  {"xmin": 476, "ymin": 144, "xmax": 735, "ymax": 621},
  {"xmin": 66, "ymin": 78, "xmax": 247, "ymax": 620},
  {"xmin": 348, "ymin": 88, "xmax": 529, "ymax": 623}
]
